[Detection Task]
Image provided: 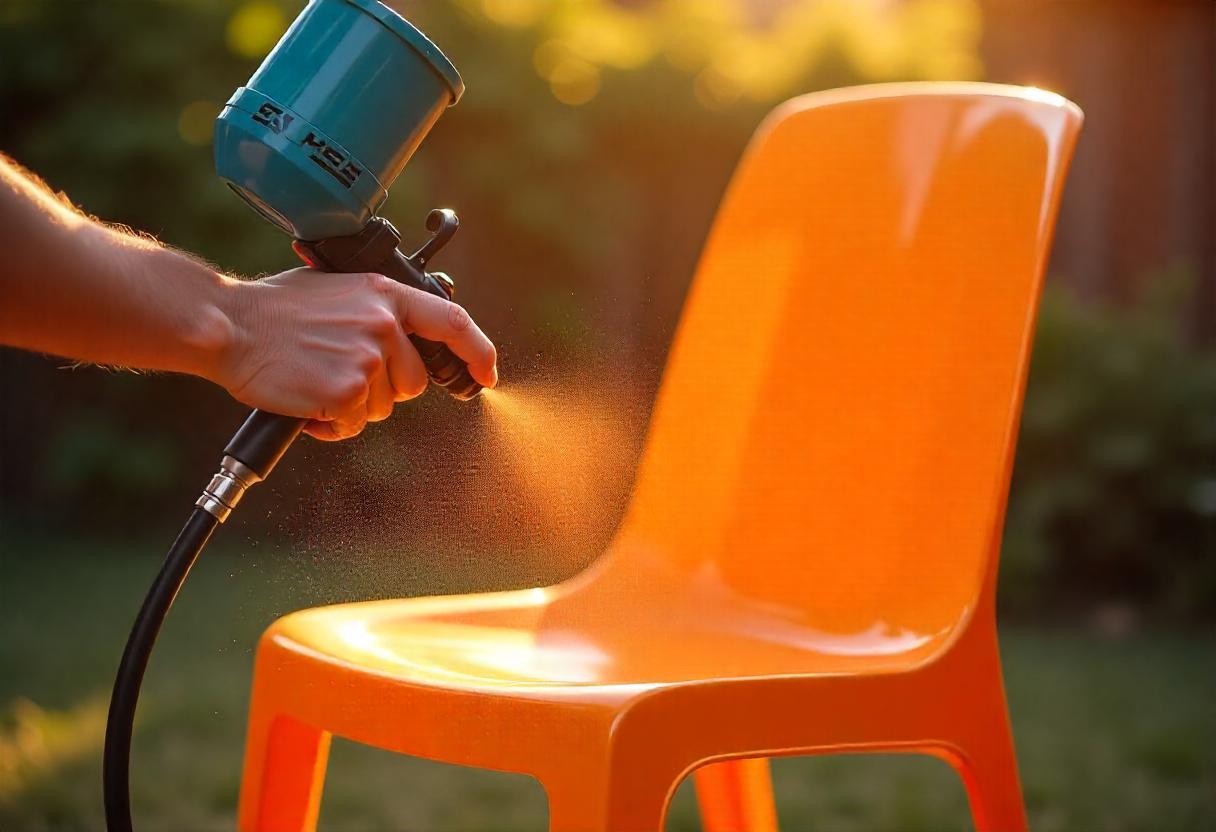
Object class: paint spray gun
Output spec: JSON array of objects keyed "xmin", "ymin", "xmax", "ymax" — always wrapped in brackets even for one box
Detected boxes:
[{"xmin": 103, "ymin": 3, "xmax": 480, "ymax": 829}]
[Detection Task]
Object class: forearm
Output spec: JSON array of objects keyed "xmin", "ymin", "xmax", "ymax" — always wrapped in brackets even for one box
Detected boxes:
[
  {"xmin": 0, "ymin": 154, "xmax": 240, "ymax": 381},
  {"xmin": 0, "ymin": 154, "xmax": 496, "ymax": 440}
]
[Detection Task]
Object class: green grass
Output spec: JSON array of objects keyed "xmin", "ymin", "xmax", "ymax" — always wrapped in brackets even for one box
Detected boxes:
[{"xmin": 2, "ymin": 535, "xmax": 1213, "ymax": 831}]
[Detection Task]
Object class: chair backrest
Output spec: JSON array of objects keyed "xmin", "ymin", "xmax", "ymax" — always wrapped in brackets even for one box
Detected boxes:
[{"xmin": 596, "ymin": 84, "xmax": 1082, "ymax": 637}]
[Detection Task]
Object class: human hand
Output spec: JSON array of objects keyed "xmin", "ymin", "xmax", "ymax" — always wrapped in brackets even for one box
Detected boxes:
[{"xmin": 214, "ymin": 268, "xmax": 496, "ymax": 440}]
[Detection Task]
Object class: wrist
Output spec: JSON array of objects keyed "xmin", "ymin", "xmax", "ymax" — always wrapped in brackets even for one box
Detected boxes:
[{"xmin": 182, "ymin": 265, "xmax": 247, "ymax": 387}]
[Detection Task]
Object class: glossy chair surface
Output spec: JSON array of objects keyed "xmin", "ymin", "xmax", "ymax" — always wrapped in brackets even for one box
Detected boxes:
[{"xmin": 238, "ymin": 82, "xmax": 1082, "ymax": 832}]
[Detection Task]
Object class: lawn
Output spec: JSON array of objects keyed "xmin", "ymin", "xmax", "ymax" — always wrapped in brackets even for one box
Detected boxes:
[{"xmin": 1, "ymin": 534, "xmax": 1212, "ymax": 831}]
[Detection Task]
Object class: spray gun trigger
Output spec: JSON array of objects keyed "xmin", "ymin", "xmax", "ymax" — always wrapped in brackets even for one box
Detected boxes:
[{"xmin": 408, "ymin": 208, "xmax": 459, "ymax": 270}]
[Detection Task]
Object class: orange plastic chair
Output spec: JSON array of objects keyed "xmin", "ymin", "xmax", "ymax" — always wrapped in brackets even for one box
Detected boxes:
[{"xmin": 238, "ymin": 82, "xmax": 1082, "ymax": 832}]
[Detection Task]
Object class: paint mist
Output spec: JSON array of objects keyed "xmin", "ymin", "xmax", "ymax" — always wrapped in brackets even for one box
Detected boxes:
[{"xmin": 290, "ymin": 363, "xmax": 651, "ymax": 601}]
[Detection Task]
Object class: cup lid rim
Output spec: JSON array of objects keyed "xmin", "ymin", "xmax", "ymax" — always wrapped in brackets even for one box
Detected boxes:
[{"xmin": 339, "ymin": 0, "xmax": 465, "ymax": 104}]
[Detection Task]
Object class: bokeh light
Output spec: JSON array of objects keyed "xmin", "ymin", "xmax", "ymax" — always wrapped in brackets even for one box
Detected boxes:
[
  {"xmin": 547, "ymin": 57, "xmax": 601, "ymax": 106},
  {"xmin": 226, "ymin": 0, "xmax": 288, "ymax": 60},
  {"xmin": 176, "ymin": 100, "xmax": 219, "ymax": 146}
]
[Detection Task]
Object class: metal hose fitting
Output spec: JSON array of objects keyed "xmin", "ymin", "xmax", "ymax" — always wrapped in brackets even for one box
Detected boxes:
[{"xmin": 194, "ymin": 455, "xmax": 263, "ymax": 523}]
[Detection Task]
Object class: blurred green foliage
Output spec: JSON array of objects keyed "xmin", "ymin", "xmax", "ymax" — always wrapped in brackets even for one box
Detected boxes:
[
  {"xmin": 1, "ymin": 0, "xmax": 1212, "ymax": 622},
  {"xmin": 41, "ymin": 411, "xmax": 179, "ymax": 500},
  {"xmin": 2, "ymin": 538, "xmax": 1213, "ymax": 829},
  {"xmin": 1004, "ymin": 275, "xmax": 1216, "ymax": 620},
  {"xmin": 0, "ymin": 0, "xmax": 286, "ymax": 273}
]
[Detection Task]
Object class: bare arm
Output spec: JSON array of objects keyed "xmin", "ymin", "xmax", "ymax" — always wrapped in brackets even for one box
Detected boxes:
[{"xmin": 0, "ymin": 154, "xmax": 496, "ymax": 440}]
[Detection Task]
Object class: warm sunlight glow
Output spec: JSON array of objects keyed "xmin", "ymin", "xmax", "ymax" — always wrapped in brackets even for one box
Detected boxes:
[
  {"xmin": 1018, "ymin": 85, "xmax": 1070, "ymax": 107},
  {"xmin": 462, "ymin": 0, "xmax": 984, "ymax": 105}
]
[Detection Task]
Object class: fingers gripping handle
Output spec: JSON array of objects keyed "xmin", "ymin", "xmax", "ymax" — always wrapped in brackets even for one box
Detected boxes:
[
  {"xmin": 296, "ymin": 210, "xmax": 482, "ymax": 398},
  {"xmin": 218, "ymin": 210, "xmax": 476, "ymax": 488}
]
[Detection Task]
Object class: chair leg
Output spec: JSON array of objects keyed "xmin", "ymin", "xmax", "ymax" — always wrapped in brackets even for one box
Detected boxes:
[
  {"xmin": 545, "ymin": 787, "xmax": 609, "ymax": 832},
  {"xmin": 694, "ymin": 758, "xmax": 779, "ymax": 832},
  {"xmin": 943, "ymin": 717, "xmax": 1028, "ymax": 832},
  {"xmin": 238, "ymin": 709, "xmax": 331, "ymax": 832},
  {"xmin": 935, "ymin": 631, "xmax": 1030, "ymax": 832},
  {"xmin": 542, "ymin": 760, "xmax": 677, "ymax": 832}
]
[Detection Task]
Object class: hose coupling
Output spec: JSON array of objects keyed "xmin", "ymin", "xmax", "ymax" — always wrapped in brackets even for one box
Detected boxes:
[{"xmin": 195, "ymin": 455, "xmax": 263, "ymax": 523}]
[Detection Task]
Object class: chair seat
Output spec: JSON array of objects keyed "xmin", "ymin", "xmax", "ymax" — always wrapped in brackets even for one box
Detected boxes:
[{"xmin": 268, "ymin": 587, "xmax": 953, "ymax": 691}]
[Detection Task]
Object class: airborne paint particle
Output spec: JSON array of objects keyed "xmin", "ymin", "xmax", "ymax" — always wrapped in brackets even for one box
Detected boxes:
[{"xmin": 291, "ymin": 361, "xmax": 651, "ymax": 601}]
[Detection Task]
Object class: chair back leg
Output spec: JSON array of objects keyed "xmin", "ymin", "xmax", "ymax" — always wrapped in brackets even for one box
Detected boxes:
[
  {"xmin": 940, "ymin": 698, "xmax": 1029, "ymax": 832},
  {"xmin": 695, "ymin": 758, "xmax": 779, "ymax": 832}
]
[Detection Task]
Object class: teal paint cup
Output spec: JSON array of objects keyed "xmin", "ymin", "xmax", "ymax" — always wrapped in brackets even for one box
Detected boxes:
[{"xmin": 214, "ymin": 0, "xmax": 463, "ymax": 240}]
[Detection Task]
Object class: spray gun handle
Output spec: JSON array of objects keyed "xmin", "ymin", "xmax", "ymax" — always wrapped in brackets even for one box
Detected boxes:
[
  {"xmin": 222, "ymin": 211, "xmax": 477, "ymax": 482},
  {"xmin": 293, "ymin": 211, "xmax": 481, "ymax": 398}
]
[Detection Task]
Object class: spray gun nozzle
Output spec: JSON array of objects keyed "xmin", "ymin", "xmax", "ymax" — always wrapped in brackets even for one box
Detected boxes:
[{"xmin": 450, "ymin": 379, "xmax": 484, "ymax": 400}]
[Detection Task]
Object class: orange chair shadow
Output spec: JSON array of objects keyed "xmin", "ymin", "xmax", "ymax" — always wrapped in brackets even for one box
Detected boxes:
[{"xmin": 238, "ymin": 82, "xmax": 1083, "ymax": 832}]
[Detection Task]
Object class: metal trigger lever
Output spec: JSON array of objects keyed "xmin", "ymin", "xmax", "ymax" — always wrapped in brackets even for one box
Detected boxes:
[{"xmin": 408, "ymin": 208, "xmax": 459, "ymax": 270}]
